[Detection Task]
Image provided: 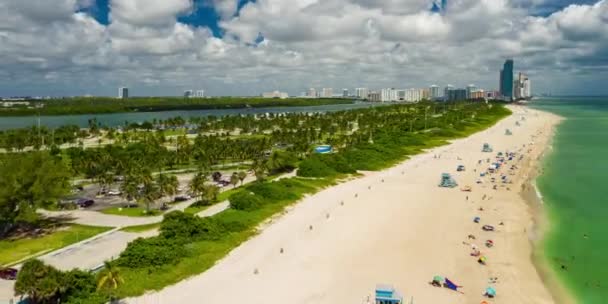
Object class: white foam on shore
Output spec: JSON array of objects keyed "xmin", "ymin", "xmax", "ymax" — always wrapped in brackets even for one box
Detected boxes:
[{"xmin": 532, "ymin": 181, "xmax": 544, "ymax": 204}]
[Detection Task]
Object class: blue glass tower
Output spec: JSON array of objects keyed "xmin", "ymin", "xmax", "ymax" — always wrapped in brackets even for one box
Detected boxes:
[
  {"xmin": 430, "ymin": 2, "xmax": 441, "ymax": 13},
  {"xmin": 441, "ymin": 0, "xmax": 447, "ymax": 11},
  {"xmin": 500, "ymin": 59, "xmax": 514, "ymax": 100}
]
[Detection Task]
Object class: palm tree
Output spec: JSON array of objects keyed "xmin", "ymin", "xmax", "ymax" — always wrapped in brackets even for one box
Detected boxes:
[
  {"xmin": 251, "ymin": 158, "xmax": 267, "ymax": 182},
  {"xmin": 120, "ymin": 174, "xmax": 140, "ymax": 205},
  {"xmin": 237, "ymin": 171, "xmax": 247, "ymax": 185},
  {"xmin": 189, "ymin": 171, "xmax": 208, "ymax": 202},
  {"xmin": 157, "ymin": 174, "xmax": 179, "ymax": 202},
  {"xmin": 140, "ymin": 180, "xmax": 161, "ymax": 213},
  {"xmin": 97, "ymin": 261, "xmax": 124, "ymax": 291},
  {"xmin": 230, "ymin": 172, "xmax": 239, "ymax": 188},
  {"xmin": 265, "ymin": 151, "xmax": 284, "ymax": 173},
  {"xmin": 201, "ymin": 184, "xmax": 220, "ymax": 204}
]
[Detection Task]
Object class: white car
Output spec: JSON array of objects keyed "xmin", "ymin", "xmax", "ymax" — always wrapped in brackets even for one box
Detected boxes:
[{"xmin": 107, "ymin": 190, "xmax": 122, "ymax": 196}]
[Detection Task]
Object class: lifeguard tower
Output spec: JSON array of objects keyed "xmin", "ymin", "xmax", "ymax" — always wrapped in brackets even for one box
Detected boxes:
[
  {"xmin": 482, "ymin": 143, "xmax": 493, "ymax": 152},
  {"xmin": 375, "ymin": 284, "xmax": 403, "ymax": 304},
  {"xmin": 439, "ymin": 173, "xmax": 458, "ymax": 188}
]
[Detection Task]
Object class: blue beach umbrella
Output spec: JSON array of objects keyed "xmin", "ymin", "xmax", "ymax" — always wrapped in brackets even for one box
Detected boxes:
[{"xmin": 485, "ymin": 286, "xmax": 496, "ymax": 297}]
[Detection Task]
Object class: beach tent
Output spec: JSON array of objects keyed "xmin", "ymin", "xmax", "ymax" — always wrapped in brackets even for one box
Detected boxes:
[{"xmin": 485, "ymin": 286, "xmax": 496, "ymax": 298}]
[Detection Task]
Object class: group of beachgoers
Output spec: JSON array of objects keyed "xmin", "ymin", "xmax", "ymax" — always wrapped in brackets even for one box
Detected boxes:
[{"xmin": 429, "ymin": 118, "xmax": 534, "ymax": 303}]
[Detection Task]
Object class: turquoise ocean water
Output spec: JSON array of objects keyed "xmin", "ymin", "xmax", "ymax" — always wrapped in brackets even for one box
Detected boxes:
[{"xmin": 532, "ymin": 97, "xmax": 608, "ymax": 303}]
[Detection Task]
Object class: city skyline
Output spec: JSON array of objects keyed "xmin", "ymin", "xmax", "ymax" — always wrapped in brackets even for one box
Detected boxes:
[{"xmin": 1, "ymin": 0, "xmax": 607, "ymax": 97}]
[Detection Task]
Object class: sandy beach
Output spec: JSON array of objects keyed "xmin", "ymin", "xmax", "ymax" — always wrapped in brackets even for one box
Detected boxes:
[{"xmin": 126, "ymin": 105, "xmax": 564, "ymax": 304}]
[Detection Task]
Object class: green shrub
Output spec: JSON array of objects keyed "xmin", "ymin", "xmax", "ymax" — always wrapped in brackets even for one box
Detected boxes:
[
  {"xmin": 247, "ymin": 181, "xmax": 299, "ymax": 202},
  {"xmin": 160, "ymin": 211, "xmax": 202, "ymax": 240},
  {"xmin": 14, "ymin": 260, "xmax": 103, "ymax": 304},
  {"xmin": 229, "ymin": 191, "xmax": 264, "ymax": 211},
  {"xmin": 117, "ymin": 237, "xmax": 185, "ymax": 268},
  {"xmin": 297, "ymin": 157, "xmax": 336, "ymax": 177}
]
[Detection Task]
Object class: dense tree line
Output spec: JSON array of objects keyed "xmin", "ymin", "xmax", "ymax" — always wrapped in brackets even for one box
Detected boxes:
[
  {"xmin": 0, "ymin": 97, "xmax": 353, "ymax": 116},
  {"xmin": 0, "ymin": 152, "xmax": 71, "ymax": 236},
  {"xmin": 0, "ymin": 125, "xmax": 84, "ymax": 151}
]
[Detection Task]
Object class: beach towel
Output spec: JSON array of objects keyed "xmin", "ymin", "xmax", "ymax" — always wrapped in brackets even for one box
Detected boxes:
[{"xmin": 444, "ymin": 278, "xmax": 459, "ymax": 291}]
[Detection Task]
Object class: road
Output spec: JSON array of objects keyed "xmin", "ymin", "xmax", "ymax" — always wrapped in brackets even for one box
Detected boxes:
[{"xmin": 0, "ymin": 171, "xmax": 294, "ymax": 301}]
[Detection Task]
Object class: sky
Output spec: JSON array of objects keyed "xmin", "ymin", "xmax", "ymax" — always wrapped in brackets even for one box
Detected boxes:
[{"xmin": 0, "ymin": 0, "xmax": 607, "ymax": 97}]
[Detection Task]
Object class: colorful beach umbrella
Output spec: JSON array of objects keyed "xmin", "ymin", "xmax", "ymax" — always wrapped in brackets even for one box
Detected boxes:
[{"xmin": 433, "ymin": 275, "xmax": 444, "ymax": 283}]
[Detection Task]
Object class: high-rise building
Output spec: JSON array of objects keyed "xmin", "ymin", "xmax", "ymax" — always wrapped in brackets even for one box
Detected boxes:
[
  {"xmin": 513, "ymin": 72, "xmax": 531, "ymax": 99},
  {"xmin": 307, "ymin": 88, "xmax": 317, "ymax": 98},
  {"xmin": 470, "ymin": 90, "xmax": 485, "ymax": 99},
  {"xmin": 466, "ymin": 84, "xmax": 477, "ymax": 99},
  {"xmin": 368, "ymin": 91, "xmax": 381, "ymax": 102},
  {"xmin": 444, "ymin": 85, "xmax": 454, "ymax": 100},
  {"xmin": 500, "ymin": 59, "xmax": 514, "ymax": 100},
  {"xmin": 447, "ymin": 88, "xmax": 467, "ymax": 101},
  {"xmin": 430, "ymin": 85, "xmax": 441, "ymax": 100},
  {"xmin": 321, "ymin": 88, "xmax": 333, "ymax": 98},
  {"xmin": 422, "ymin": 88, "xmax": 430, "ymax": 100},
  {"xmin": 195, "ymin": 90, "xmax": 205, "ymax": 98},
  {"xmin": 118, "ymin": 87, "xmax": 129, "ymax": 99},
  {"xmin": 355, "ymin": 88, "xmax": 369, "ymax": 100},
  {"xmin": 343, "ymin": 89, "xmax": 349, "ymax": 97},
  {"xmin": 381, "ymin": 88, "xmax": 394, "ymax": 102},
  {"xmin": 524, "ymin": 77, "xmax": 531, "ymax": 98}
]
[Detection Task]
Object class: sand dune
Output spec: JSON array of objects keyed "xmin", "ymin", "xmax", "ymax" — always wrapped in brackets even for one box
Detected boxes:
[{"xmin": 127, "ymin": 105, "xmax": 562, "ymax": 304}]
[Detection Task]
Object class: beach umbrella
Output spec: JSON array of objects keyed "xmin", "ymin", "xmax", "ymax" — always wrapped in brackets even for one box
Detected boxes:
[
  {"xmin": 433, "ymin": 275, "xmax": 444, "ymax": 283},
  {"xmin": 485, "ymin": 286, "xmax": 496, "ymax": 297}
]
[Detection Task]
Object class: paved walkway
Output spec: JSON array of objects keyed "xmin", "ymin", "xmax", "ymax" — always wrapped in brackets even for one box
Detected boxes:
[{"xmin": 40, "ymin": 229, "xmax": 159, "ymax": 271}]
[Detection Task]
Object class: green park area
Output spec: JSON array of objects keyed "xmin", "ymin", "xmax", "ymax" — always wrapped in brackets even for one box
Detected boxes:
[
  {"xmin": 1, "ymin": 101, "xmax": 512, "ymax": 303},
  {"xmin": 0, "ymin": 224, "xmax": 110, "ymax": 266}
]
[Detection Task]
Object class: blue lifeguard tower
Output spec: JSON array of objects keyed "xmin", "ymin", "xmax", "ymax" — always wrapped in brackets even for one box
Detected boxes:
[{"xmin": 375, "ymin": 284, "xmax": 403, "ymax": 304}]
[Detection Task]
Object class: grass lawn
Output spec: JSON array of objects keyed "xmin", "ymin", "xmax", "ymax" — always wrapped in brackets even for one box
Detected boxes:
[
  {"xmin": 120, "ymin": 223, "xmax": 162, "ymax": 233},
  {"xmin": 0, "ymin": 224, "xmax": 110, "ymax": 266},
  {"xmin": 101, "ymin": 206, "xmax": 162, "ymax": 217}
]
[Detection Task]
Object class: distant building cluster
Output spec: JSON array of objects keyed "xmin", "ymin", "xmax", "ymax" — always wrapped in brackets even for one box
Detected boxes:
[
  {"xmin": 112, "ymin": 59, "xmax": 529, "ymax": 103},
  {"xmin": 261, "ymin": 90, "xmax": 289, "ymax": 99},
  {"xmin": 184, "ymin": 89, "xmax": 205, "ymax": 98}
]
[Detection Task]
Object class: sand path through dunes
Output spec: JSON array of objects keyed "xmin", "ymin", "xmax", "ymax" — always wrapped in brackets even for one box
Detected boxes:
[{"xmin": 126, "ymin": 105, "xmax": 561, "ymax": 304}]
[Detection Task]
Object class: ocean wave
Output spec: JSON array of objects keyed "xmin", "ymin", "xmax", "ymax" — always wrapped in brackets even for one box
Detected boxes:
[{"xmin": 532, "ymin": 181, "xmax": 544, "ymax": 204}]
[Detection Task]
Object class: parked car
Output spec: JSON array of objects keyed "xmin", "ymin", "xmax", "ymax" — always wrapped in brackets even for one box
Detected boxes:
[
  {"xmin": 107, "ymin": 189, "xmax": 121, "ymax": 196},
  {"xmin": 0, "ymin": 267, "xmax": 18, "ymax": 280},
  {"xmin": 76, "ymin": 198, "xmax": 95, "ymax": 208},
  {"xmin": 123, "ymin": 202, "xmax": 138, "ymax": 208},
  {"xmin": 174, "ymin": 195, "xmax": 191, "ymax": 202}
]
